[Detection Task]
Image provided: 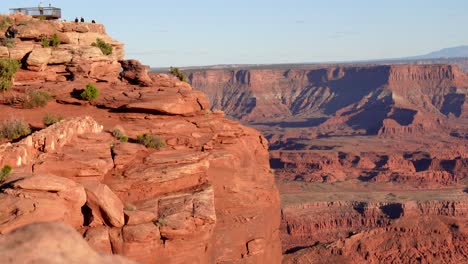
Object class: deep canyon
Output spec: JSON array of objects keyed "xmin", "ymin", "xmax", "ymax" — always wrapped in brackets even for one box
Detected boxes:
[
  {"xmin": 188, "ymin": 64, "xmax": 468, "ymax": 263},
  {"xmin": 0, "ymin": 12, "xmax": 466, "ymax": 264}
]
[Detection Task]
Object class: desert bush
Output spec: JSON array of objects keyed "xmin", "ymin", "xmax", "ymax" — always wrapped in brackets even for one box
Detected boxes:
[
  {"xmin": 169, "ymin": 67, "xmax": 188, "ymax": 82},
  {"xmin": 0, "ymin": 165, "xmax": 12, "ymax": 182},
  {"xmin": 0, "ymin": 119, "xmax": 31, "ymax": 140},
  {"xmin": 92, "ymin": 38, "xmax": 112, "ymax": 55},
  {"xmin": 41, "ymin": 33, "xmax": 61, "ymax": 48},
  {"xmin": 51, "ymin": 33, "xmax": 60, "ymax": 47},
  {"xmin": 137, "ymin": 133, "xmax": 166, "ymax": 149},
  {"xmin": 2, "ymin": 37, "xmax": 15, "ymax": 48},
  {"xmin": 80, "ymin": 83, "xmax": 99, "ymax": 101},
  {"xmin": 0, "ymin": 16, "xmax": 13, "ymax": 31},
  {"xmin": 41, "ymin": 36, "xmax": 50, "ymax": 47},
  {"xmin": 0, "ymin": 58, "xmax": 21, "ymax": 92},
  {"xmin": 111, "ymin": 126, "xmax": 128, "ymax": 142},
  {"xmin": 22, "ymin": 89, "xmax": 51, "ymax": 108},
  {"xmin": 43, "ymin": 113, "xmax": 64, "ymax": 126}
]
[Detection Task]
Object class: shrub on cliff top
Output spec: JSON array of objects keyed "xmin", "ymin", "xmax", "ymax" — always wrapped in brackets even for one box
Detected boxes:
[
  {"xmin": 111, "ymin": 126, "xmax": 128, "ymax": 142},
  {"xmin": 137, "ymin": 133, "xmax": 166, "ymax": 149},
  {"xmin": 41, "ymin": 34, "xmax": 61, "ymax": 48},
  {"xmin": 0, "ymin": 119, "xmax": 31, "ymax": 140},
  {"xmin": 22, "ymin": 89, "xmax": 51, "ymax": 108},
  {"xmin": 92, "ymin": 38, "xmax": 113, "ymax": 55},
  {"xmin": 169, "ymin": 67, "xmax": 188, "ymax": 82},
  {"xmin": 0, "ymin": 16, "xmax": 13, "ymax": 31},
  {"xmin": 43, "ymin": 113, "xmax": 64, "ymax": 126},
  {"xmin": 2, "ymin": 37, "xmax": 15, "ymax": 48},
  {"xmin": 0, "ymin": 58, "xmax": 20, "ymax": 92},
  {"xmin": 80, "ymin": 83, "xmax": 99, "ymax": 101}
]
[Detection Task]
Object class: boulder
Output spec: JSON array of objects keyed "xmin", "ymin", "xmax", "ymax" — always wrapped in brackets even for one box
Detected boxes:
[
  {"xmin": 8, "ymin": 42, "xmax": 35, "ymax": 61},
  {"xmin": 120, "ymin": 59, "xmax": 153, "ymax": 86},
  {"xmin": 0, "ymin": 222, "xmax": 137, "ymax": 264},
  {"xmin": 84, "ymin": 182, "xmax": 125, "ymax": 227},
  {"xmin": 26, "ymin": 47, "xmax": 52, "ymax": 71},
  {"xmin": 49, "ymin": 48, "xmax": 73, "ymax": 64},
  {"xmin": 124, "ymin": 210, "xmax": 156, "ymax": 225},
  {"xmin": 0, "ymin": 174, "xmax": 86, "ymax": 234},
  {"xmin": 84, "ymin": 226, "xmax": 113, "ymax": 254}
]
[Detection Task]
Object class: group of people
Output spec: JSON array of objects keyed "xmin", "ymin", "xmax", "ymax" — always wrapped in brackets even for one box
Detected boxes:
[{"xmin": 74, "ymin": 17, "xmax": 96, "ymax": 23}]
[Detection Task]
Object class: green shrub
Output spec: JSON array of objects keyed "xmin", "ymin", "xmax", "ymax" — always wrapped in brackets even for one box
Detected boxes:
[
  {"xmin": 137, "ymin": 133, "xmax": 166, "ymax": 149},
  {"xmin": 111, "ymin": 127, "xmax": 128, "ymax": 142},
  {"xmin": 0, "ymin": 58, "xmax": 21, "ymax": 91},
  {"xmin": 0, "ymin": 119, "xmax": 31, "ymax": 140},
  {"xmin": 91, "ymin": 38, "xmax": 112, "ymax": 55},
  {"xmin": 0, "ymin": 16, "xmax": 13, "ymax": 31},
  {"xmin": 51, "ymin": 33, "xmax": 60, "ymax": 47},
  {"xmin": 41, "ymin": 34, "xmax": 61, "ymax": 48},
  {"xmin": 80, "ymin": 83, "xmax": 99, "ymax": 101},
  {"xmin": 22, "ymin": 89, "xmax": 51, "ymax": 108},
  {"xmin": 0, "ymin": 165, "xmax": 12, "ymax": 182},
  {"xmin": 2, "ymin": 37, "xmax": 15, "ymax": 48},
  {"xmin": 43, "ymin": 113, "xmax": 64, "ymax": 126},
  {"xmin": 169, "ymin": 67, "xmax": 188, "ymax": 82},
  {"xmin": 41, "ymin": 36, "xmax": 50, "ymax": 47}
]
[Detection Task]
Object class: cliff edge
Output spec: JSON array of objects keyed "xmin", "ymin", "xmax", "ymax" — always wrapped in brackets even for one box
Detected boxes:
[{"xmin": 0, "ymin": 14, "xmax": 282, "ymax": 263}]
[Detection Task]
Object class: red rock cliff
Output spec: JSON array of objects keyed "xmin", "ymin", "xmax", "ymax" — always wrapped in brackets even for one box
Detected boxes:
[{"xmin": 0, "ymin": 15, "xmax": 282, "ymax": 263}]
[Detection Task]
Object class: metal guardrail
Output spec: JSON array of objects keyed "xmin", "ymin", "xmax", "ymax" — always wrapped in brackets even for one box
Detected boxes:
[{"xmin": 10, "ymin": 7, "xmax": 61, "ymax": 20}]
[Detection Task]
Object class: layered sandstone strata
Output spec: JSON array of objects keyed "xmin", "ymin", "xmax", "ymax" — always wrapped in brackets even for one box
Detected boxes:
[{"xmin": 0, "ymin": 14, "xmax": 282, "ymax": 264}]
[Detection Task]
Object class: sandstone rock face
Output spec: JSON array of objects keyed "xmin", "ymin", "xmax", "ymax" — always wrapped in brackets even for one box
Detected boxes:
[
  {"xmin": 188, "ymin": 65, "xmax": 468, "ymax": 187},
  {"xmin": 6, "ymin": 14, "xmax": 124, "ymax": 84},
  {"xmin": 283, "ymin": 215, "xmax": 468, "ymax": 264},
  {"xmin": 0, "ymin": 174, "xmax": 86, "ymax": 234},
  {"xmin": 281, "ymin": 200, "xmax": 468, "ymax": 252},
  {"xmin": 84, "ymin": 182, "xmax": 125, "ymax": 227},
  {"xmin": 188, "ymin": 64, "xmax": 468, "ymax": 263},
  {"xmin": 120, "ymin": 59, "xmax": 153, "ymax": 86},
  {"xmin": 0, "ymin": 222, "xmax": 137, "ymax": 264},
  {"xmin": 0, "ymin": 70, "xmax": 282, "ymax": 263}
]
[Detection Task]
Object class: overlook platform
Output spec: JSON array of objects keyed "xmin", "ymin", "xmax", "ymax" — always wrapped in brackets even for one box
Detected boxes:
[{"xmin": 10, "ymin": 7, "xmax": 61, "ymax": 20}]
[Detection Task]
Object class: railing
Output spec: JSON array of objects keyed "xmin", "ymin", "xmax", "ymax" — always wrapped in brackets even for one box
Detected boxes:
[{"xmin": 10, "ymin": 7, "xmax": 61, "ymax": 20}]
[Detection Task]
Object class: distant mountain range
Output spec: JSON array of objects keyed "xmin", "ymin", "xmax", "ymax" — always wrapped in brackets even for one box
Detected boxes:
[
  {"xmin": 152, "ymin": 46, "xmax": 468, "ymax": 72},
  {"xmin": 404, "ymin": 45, "xmax": 468, "ymax": 60}
]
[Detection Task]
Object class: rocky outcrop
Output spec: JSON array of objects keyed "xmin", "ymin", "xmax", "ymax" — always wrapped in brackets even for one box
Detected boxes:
[
  {"xmin": 0, "ymin": 222, "xmax": 137, "ymax": 264},
  {"xmin": 1, "ymin": 14, "xmax": 124, "ymax": 83},
  {"xmin": 188, "ymin": 64, "xmax": 467, "ymax": 135},
  {"xmin": 270, "ymin": 150, "xmax": 467, "ymax": 187},
  {"xmin": 120, "ymin": 59, "xmax": 153, "ymax": 87},
  {"xmin": 188, "ymin": 64, "xmax": 468, "ymax": 187},
  {"xmin": 283, "ymin": 215, "xmax": 468, "ymax": 264},
  {"xmin": 0, "ymin": 71, "xmax": 282, "ymax": 263},
  {"xmin": 281, "ymin": 200, "xmax": 468, "ymax": 253}
]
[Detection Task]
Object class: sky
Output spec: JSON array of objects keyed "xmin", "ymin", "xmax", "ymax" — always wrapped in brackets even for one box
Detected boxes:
[{"xmin": 1, "ymin": 0, "xmax": 467, "ymax": 67}]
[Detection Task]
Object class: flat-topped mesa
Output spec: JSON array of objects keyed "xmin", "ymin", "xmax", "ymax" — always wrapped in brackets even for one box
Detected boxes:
[
  {"xmin": 388, "ymin": 64, "xmax": 460, "ymax": 82},
  {"xmin": 0, "ymin": 13, "xmax": 124, "ymax": 83},
  {"xmin": 281, "ymin": 199, "xmax": 468, "ymax": 254}
]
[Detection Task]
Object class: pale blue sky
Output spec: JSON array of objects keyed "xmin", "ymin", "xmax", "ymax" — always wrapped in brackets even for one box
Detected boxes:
[{"xmin": 1, "ymin": 0, "xmax": 467, "ymax": 67}]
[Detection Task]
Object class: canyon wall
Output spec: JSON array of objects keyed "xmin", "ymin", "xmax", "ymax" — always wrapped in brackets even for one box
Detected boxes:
[
  {"xmin": 188, "ymin": 64, "xmax": 468, "ymax": 263},
  {"xmin": 0, "ymin": 15, "xmax": 282, "ymax": 263}
]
